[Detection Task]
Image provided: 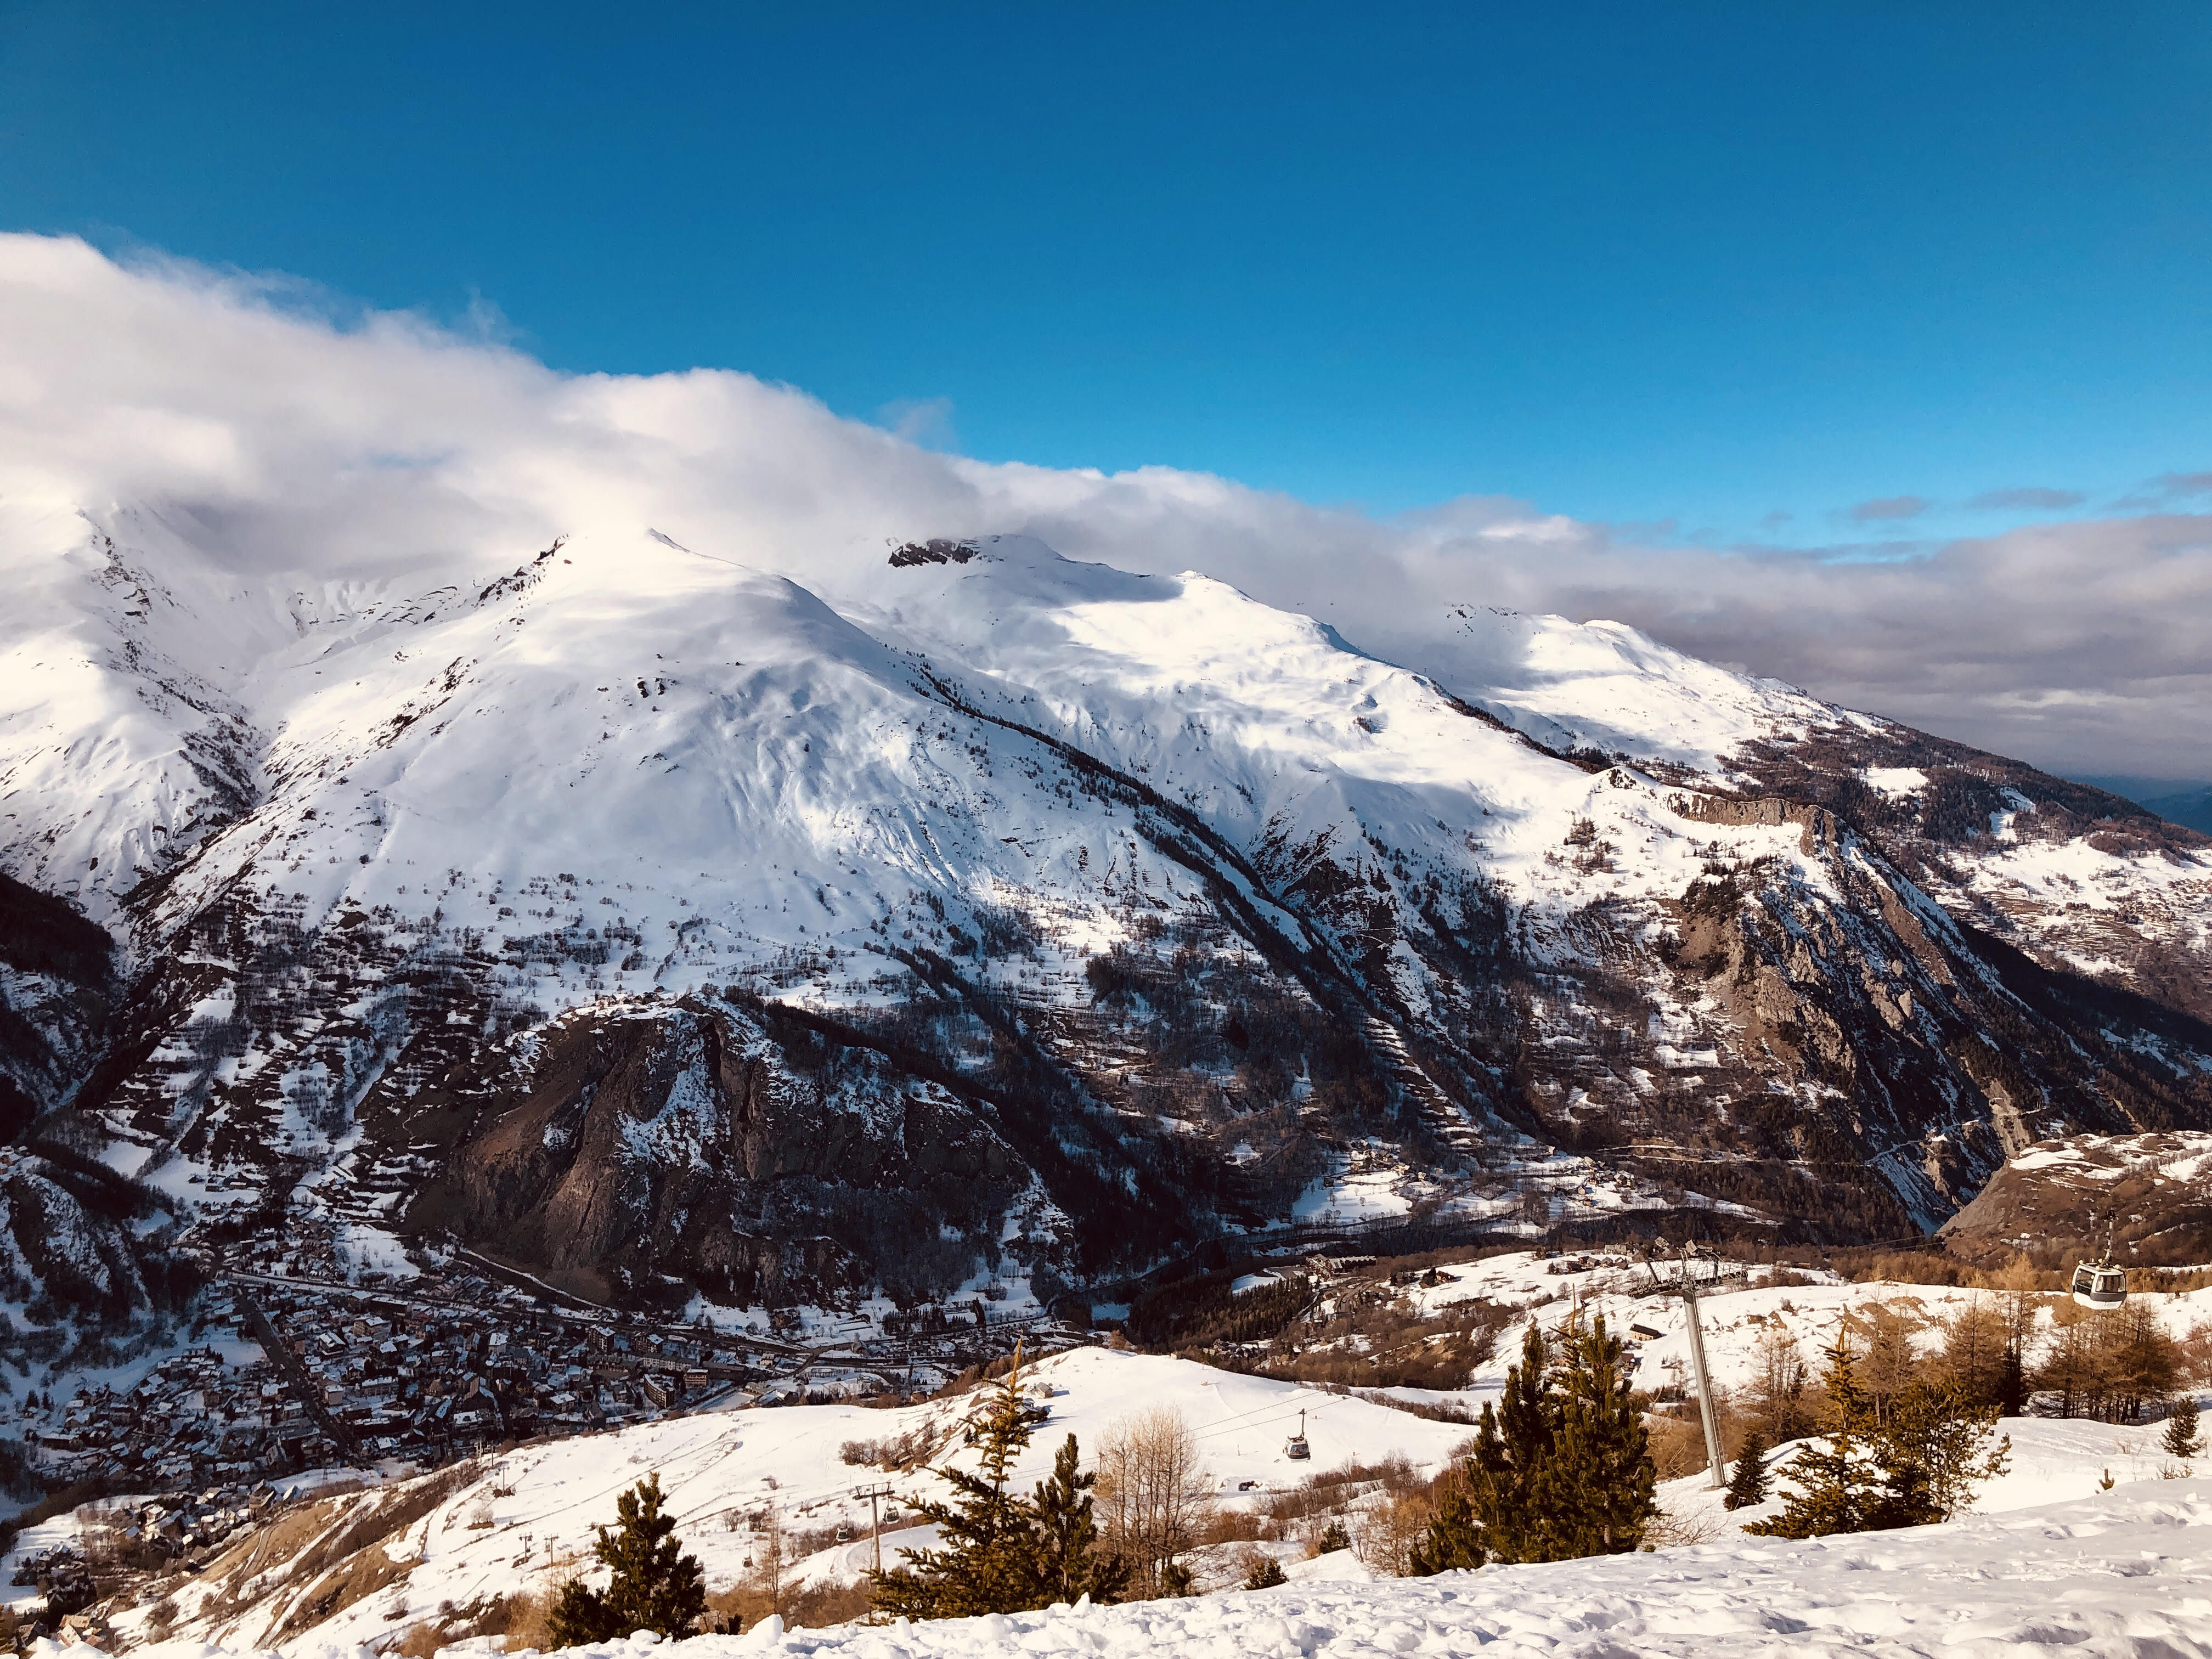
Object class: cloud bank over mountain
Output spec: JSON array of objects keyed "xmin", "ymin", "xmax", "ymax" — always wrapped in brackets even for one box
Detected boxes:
[{"xmin": 4, "ymin": 232, "xmax": 2207, "ymax": 778}]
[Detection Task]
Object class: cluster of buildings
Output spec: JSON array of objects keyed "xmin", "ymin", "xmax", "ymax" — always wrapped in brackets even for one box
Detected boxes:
[{"xmin": 22, "ymin": 1249, "xmax": 1077, "ymax": 1497}]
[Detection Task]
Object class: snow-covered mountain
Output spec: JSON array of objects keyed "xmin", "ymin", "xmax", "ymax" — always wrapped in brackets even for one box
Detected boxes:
[{"xmin": 4, "ymin": 512, "xmax": 2210, "ymax": 1319}]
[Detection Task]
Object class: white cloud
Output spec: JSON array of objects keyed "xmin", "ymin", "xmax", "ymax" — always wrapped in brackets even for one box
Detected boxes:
[{"xmin": 3, "ymin": 232, "xmax": 2208, "ymax": 780}]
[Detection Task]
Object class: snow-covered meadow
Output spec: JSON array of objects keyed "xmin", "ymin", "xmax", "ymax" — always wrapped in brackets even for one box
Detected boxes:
[
  {"xmin": 66, "ymin": 1477, "xmax": 2212, "ymax": 1659},
  {"xmin": 573, "ymin": 1477, "xmax": 2212, "ymax": 1659},
  {"xmin": 15, "ymin": 1269, "xmax": 2211, "ymax": 1659}
]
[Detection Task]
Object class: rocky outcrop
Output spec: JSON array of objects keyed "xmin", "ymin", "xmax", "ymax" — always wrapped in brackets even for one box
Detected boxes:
[
  {"xmin": 0, "ymin": 870, "xmax": 119, "ymax": 1140},
  {"xmin": 1940, "ymin": 1131, "xmax": 2212, "ymax": 1267},
  {"xmin": 413, "ymin": 997, "xmax": 1039, "ymax": 1310}
]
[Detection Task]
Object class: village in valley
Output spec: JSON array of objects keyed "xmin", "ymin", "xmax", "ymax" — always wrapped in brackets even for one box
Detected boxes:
[{"xmin": 7, "ymin": 1201, "xmax": 1099, "ymax": 1640}]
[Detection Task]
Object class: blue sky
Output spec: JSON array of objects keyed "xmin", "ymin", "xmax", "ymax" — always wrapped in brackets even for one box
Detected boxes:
[{"xmin": 3, "ymin": 2, "xmax": 2210, "ymax": 549}]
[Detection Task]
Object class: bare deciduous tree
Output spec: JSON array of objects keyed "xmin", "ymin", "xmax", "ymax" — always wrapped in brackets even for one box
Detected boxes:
[
  {"xmin": 1746, "ymin": 1323, "xmax": 1814, "ymax": 1442},
  {"xmin": 1353, "ymin": 1489, "xmax": 1434, "ymax": 1577},
  {"xmin": 746, "ymin": 1502, "xmax": 787, "ymax": 1620},
  {"xmin": 1096, "ymin": 1406, "xmax": 1210, "ymax": 1598}
]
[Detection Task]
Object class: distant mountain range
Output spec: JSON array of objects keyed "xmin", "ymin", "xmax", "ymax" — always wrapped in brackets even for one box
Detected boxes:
[
  {"xmin": 4, "ymin": 518, "xmax": 2210, "ymax": 1329},
  {"xmin": 2075, "ymin": 776, "xmax": 2212, "ymax": 837}
]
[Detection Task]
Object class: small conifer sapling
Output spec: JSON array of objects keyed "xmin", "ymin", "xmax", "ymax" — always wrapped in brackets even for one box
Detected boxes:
[
  {"xmin": 546, "ymin": 1474, "xmax": 708, "ymax": 1645},
  {"xmin": 1242, "ymin": 1555, "xmax": 1288, "ymax": 1589},
  {"xmin": 2163, "ymin": 1396, "xmax": 2202, "ymax": 1462},
  {"xmin": 1724, "ymin": 1429, "xmax": 1770, "ymax": 1511}
]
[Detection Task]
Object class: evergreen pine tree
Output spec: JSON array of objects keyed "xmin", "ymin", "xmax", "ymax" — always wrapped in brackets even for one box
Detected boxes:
[
  {"xmin": 1408, "ymin": 1480, "xmax": 1483, "ymax": 1574},
  {"xmin": 1750, "ymin": 1332, "xmax": 2009, "ymax": 1538},
  {"xmin": 1745, "ymin": 1330, "xmax": 1882, "ymax": 1539},
  {"xmin": 546, "ymin": 1474, "xmax": 708, "ymax": 1645},
  {"xmin": 1872, "ymin": 1378, "xmax": 2008, "ymax": 1525},
  {"xmin": 1409, "ymin": 1314, "xmax": 1657, "ymax": 1571},
  {"xmin": 870, "ymin": 1347, "xmax": 1051, "ymax": 1619},
  {"xmin": 547, "ymin": 1579, "xmax": 619, "ymax": 1647},
  {"xmin": 1412, "ymin": 1323, "xmax": 1554, "ymax": 1571},
  {"xmin": 1532, "ymin": 1313, "xmax": 1657, "ymax": 1555},
  {"xmin": 2163, "ymin": 1396, "xmax": 2202, "ymax": 1461},
  {"xmin": 1723, "ymin": 1429, "xmax": 1770, "ymax": 1511},
  {"xmin": 1241, "ymin": 1555, "xmax": 1287, "ymax": 1589},
  {"xmin": 1028, "ymin": 1432, "xmax": 1128, "ymax": 1604},
  {"xmin": 1994, "ymin": 1347, "xmax": 2029, "ymax": 1418}
]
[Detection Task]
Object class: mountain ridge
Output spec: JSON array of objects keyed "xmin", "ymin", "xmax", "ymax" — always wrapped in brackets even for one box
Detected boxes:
[{"xmin": 3, "ymin": 518, "xmax": 2209, "ymax": 1336}]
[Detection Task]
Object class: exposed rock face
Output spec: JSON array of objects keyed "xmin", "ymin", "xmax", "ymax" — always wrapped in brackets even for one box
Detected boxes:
[
  {"xmin": 0, "ymin": 869, "xmax": 119, "ymax": 1139},
  {"xmin": 415, "ymin": 997, "xmax": 1042, "ymax": 1308},
  {"xmin": 1940, "ymin": 1131, "xmax": 2212, "ymax": 1267},
  {"xmin": 3, "ymin": 524, "xmax": 2209, "ymax": 1316},
  {"xmin": 1714, "ymin": 724, "xmax": 2212, "ymax": 1028}
]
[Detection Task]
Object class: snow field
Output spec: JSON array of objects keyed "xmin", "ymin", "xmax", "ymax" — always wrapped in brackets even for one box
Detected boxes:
[
  {"xmin": 53, "ymin": 1350, "xmax": 1470, "ymax": 1656},
  {"xmin": 109, "ymin": 1478, "xmax": 2212, "ymax": 1659},
  {"xmin": 1373, "ymin": 1250, "xmax": 2212, "ymax": 1411}
]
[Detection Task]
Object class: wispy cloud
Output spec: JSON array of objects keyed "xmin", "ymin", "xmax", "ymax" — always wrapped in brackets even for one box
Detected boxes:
[
  {"xmin": 1847, "ymin": 494, "xmax": 1929, "ymax": 522},
  {"xmin": 1968, "ymin": 486, "xmax": 2085, "ymax": 511},
  {"xmin": 2, "ymin": 233, "xmax": 2207, "ymax": 780},
  {"xmin": 876, "ymin": 394, "xmax": 957, "ymax": 449}
]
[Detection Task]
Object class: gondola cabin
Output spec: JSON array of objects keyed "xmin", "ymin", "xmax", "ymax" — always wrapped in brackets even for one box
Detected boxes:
[
  {"xmin": 1286, "ymin": 1407, "xmax": 1311, "ymax": 1460},
  {"xmin": 2070, "ymin": 1260, "xmax": 2126, "ymax": 1309}
]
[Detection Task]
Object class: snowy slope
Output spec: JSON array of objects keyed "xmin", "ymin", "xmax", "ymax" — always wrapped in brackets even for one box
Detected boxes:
[
  {"xmin": 1428, "ymin": 604, "xmax": 1875, "ymax": 778},
  {"xmin": 22, "ymin": 1335, "xmax": 2212, "ymax": 1659},
  {"xmin": 1347, "ymin": 1248, "xmax": 2212, "ymax": 1443},
  {"xmin": 567, "ymin": 1480, "xmax": 2212, "ymax": 1659},
  {"xmin": 32, "ymin": 1347, "xmax": 1470, "ymax": 1656},
  {"xmin": 55, "ymin": 1459, "xmax": 2212, "ymax": 1659}
]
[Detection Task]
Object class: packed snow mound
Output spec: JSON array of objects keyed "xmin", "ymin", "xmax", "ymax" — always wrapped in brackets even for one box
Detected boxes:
[{"xmin": 105, "ymin": 1479, "xmax": 2212, "ymax": 1659}]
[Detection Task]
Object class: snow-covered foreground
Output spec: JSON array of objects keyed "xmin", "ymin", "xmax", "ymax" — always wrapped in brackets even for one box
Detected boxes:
[
  {"xmin": 110, "ymin": 1479, "xmax": 2212, "ymax": 1659},
  {"xmin": 8, "ymin": 1350, "xmax": 1472, "ymax": 1656},
  {"xmin": 21, "ymin": 1324, "xmax": 2211, "ymax": 1659}
]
